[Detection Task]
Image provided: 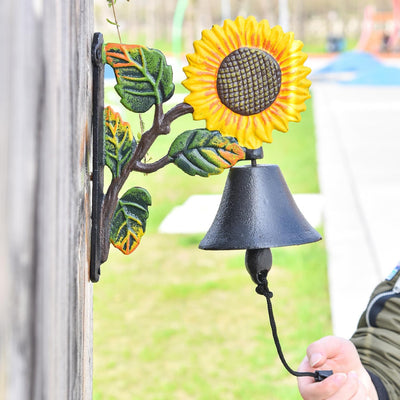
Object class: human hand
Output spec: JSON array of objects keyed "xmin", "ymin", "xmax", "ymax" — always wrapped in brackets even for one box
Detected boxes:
[{"xmin": 297, "ymin": 336, "xmax": 378, "ymax": 400}]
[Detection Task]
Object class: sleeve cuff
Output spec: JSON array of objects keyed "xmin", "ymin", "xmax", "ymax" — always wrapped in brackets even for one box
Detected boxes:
[{"xmin": 367, "ymin": 370, "xmax": 390, "ymax": 400}]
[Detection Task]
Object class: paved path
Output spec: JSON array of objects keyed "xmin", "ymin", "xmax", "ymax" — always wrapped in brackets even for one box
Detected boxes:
[{"xmin": 312, "ymin": 82, "xmax": 400, "ymax": 338}]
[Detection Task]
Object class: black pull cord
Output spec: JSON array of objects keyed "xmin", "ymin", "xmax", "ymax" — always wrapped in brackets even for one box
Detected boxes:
[{"xmin": 255, "ymin": 273, "xmax": 333, "ymax": 382}]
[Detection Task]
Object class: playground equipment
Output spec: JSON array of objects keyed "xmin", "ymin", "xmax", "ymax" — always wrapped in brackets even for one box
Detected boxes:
[{"xmin": 357, "ymin": 0, "xmax": 400, "ymax": 53}]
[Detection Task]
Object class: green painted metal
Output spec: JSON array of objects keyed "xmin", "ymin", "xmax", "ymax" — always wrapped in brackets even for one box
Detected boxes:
[{"xmin": 168, "ymin": 129, "xmax": 245, "ymax": 177}]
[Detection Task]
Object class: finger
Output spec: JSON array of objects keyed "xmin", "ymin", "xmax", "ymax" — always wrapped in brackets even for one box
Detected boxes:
[
  {"xmin": 327, "ymin": 371, "xmax": 359, "ymax": 400},
  {"xmin": 298, "ymin": 372, "xmax": 347, "ymax": 400},
  {"xmin": 298, "ymin": 355, "xmax": 315, "ymax": 373},
  {"xmin": 297, "ymin": 357, "xmax": 318, "ymax": 398},
  {"xmin": 306, "ymin": 336, "xmax": 353, "ymax": 368}
]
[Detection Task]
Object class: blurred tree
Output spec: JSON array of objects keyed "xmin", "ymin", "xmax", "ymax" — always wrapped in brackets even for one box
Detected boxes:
[{"xmin": 94, "ymin": 0, "xmax": 394, "ymax": 53}]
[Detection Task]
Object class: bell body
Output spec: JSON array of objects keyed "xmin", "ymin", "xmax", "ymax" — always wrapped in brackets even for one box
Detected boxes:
[{"xmin": 199, "ymin": 164, "xmax": 321, "ymax": 250}]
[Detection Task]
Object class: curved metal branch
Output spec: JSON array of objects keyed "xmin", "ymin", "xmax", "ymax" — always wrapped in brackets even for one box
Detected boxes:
[
  {"xmin": 164, "ymin": 102, "xmax": 194, "ymax": 125},
  {"xmin": 133, "ymin": 156, "xmax": 173, "ymax": 173},
  {"xmin": 99, "ymin": 101, "xmax": 194, "ymax": 263}
]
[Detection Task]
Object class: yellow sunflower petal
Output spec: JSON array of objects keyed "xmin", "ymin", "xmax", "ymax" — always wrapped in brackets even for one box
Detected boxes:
[
  {"xmin": 233, "ymin": 115, "xmax": 250, "ymax": 146},
  {"xmin": 274, "ymin": 32, "xmax": 295, "ymax": 62},
  {"xmin": 182, "ymin": 79, "xmax": 213, "ymax": 93},
  {"xmin": 223, "ymin": 17, "xmax": 243, "ymax": 48},
  {"xmin": 290, "ymin": 39, "xmax": 305, "ymax": 53},
  {"xmin": 280, "ymin": 53, "xmax": 308, "ymax": 70},
  {"xmin": 254, "ymin": 120, "xmax": 273, "ymax": 144},
  {"xmin": 193, "ymin": 40, "xmax": 223, "ymax": 66},
  {"xmin": 233, "ymin": 16, "xmax": 247, "ymax": 45},
  {"xmin": 201, "ymin": 29, "xmax": 231, "ymax": 60},
  {"xmin": 256, "ymin": 19, "xmax": 271, "ymax": 48},
  {"xmin": 211, "ymin": 24, "xmax": 237, "ymax": 54},
  {"xmin": 243, "ymin": 16, "xmax": 258, "ymax": 45},
  {"xmin": 183, "ymin": 65, "xmax": 211, "ymax": 79},
  {"xmin": 269, "ymin": 107, "xmax": 289, "ymax": 132},
  {"xmin": 282, "ymin": 67, "xmax": 312, "ymax": 84},
  {"xmin": 251, "ymin": 115, "xmax": 272, "ymax": 145},
  {"xmin": 269, "ymin": 25, "xmax": 285, "ymax": 53},
  {"xmin": 274, "ymin": 105, "xmax": 298, "ymax": 122},
  {"xmin": 278, "ymin": 86, "xmax": 311, "ymax": 104}
]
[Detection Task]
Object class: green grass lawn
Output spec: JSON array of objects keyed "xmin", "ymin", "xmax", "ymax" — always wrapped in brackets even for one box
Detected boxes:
[{"xmin": 93, "ymin": 86, "xmax": 332, "ymax": 399}]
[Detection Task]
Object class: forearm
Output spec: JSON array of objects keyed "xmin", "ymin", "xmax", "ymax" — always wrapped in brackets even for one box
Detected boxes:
[
  {"xmin": 350, "ymin": 265, "xmax": 400, "ymax": 400},
  {"xmin": 351, "ymin": 327, "xmax": 398, "ymax": 399}
]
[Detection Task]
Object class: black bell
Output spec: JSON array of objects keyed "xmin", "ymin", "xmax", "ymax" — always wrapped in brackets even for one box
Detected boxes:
[{"xmin": 199, "ymin": 164, "xmax": 321, "ymax": 250}]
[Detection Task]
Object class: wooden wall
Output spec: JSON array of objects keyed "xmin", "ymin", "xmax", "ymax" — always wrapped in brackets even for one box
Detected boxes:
[{"xmin": 0, "ymin": 1, "xmax": 93, "ymax": 399}]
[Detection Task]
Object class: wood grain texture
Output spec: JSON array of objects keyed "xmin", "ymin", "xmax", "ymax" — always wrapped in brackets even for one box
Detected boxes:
[{"xmin": 0, "ymin": 1, "xmax": 93, "ymax": 399}]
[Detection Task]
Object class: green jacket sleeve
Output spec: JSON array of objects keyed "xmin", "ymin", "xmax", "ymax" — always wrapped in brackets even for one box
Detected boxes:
[{"xmin": 350, "ymin": 264, "xmax": 400, "ymax": 399}]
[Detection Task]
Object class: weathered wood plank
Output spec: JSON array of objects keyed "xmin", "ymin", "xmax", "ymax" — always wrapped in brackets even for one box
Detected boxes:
[{"xmin": 0, "ymin": 1, "xmax": 93, "ymax": 399}]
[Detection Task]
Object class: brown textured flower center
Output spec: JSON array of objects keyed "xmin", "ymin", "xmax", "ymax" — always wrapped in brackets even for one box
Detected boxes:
[{"xmin": 216, "ymin": 47, "xmax": 281, "ymax": 116}]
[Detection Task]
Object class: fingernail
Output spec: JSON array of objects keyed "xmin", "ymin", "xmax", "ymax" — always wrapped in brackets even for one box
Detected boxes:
[{"xmin": 309, "ymin": 353, "xmax": 323, "ymax": 367}]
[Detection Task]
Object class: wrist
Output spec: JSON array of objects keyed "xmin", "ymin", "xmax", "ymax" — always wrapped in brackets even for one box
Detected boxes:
[
  {"xmin": 366, "ymin": 369, "xmax": 390, "ymax": 400},
  {"xmin": 360, "ymin": 369, "xmax": 379, "ymax": 400},
  {"xmin": 368, "ymin": 386, "xmax": 379, "ymax": 400}
]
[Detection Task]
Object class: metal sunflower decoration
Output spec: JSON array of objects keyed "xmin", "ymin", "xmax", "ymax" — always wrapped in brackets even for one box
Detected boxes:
[
  {"xmin": 91, "ymin": 16, "xmax": 312, "ymax": 281},
  {"xmin": 183, "ymin": 16, "xmax": 311, "ymax": 149}
]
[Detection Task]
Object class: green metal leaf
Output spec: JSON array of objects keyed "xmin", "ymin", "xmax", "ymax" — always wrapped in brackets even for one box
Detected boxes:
[
  {"xmin": 110, "ymin": 187, "xmax": 152, "ymax": 255},
  {"xmin": 104, "ymin": 106, "xmax": 136, "ymax": 179},
  {"xmin": 168, "ymin": 129, "xmax": 246, "ymax": 177},
  {"xmin": 105, "ymin": 43, "xmax": 175, "ymax": 113}
]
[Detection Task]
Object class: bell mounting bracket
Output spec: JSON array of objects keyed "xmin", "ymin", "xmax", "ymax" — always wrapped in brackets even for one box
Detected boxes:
[{"xmin": 90, "ymin": 32, "xmax": 105, "ymax": 283}]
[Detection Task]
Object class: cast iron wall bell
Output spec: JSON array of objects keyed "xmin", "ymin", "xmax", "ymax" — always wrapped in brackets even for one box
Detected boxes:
[
  {"xmin": 91, "ymin": 15, "xmax": 333, "ymax": 383},
  {"xmin": 199, "ymin": 150, "xmax": 332, "ymax": 382}
]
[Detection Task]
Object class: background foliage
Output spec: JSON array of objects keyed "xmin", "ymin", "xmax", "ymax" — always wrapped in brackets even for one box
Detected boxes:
[{"xmin": 95, "ymin": 0, "xmax": 393, "ymax": 53}]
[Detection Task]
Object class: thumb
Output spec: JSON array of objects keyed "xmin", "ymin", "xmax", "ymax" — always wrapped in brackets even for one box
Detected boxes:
[
  {"xmin": 308, "ymin": 351, "xmax": 326, "ymax": 368},
  {"xmin": 306, "ymin": 336, "xmax": 348, "ymax": 368}
]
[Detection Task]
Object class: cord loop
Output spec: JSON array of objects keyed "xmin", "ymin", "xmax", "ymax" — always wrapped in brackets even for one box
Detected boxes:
[
  {"xmin": 255, "ymin": 282, "xmax": 273, "ymax": 298},
  {"xmin": 255, "ymin": 275, "xmax": 333, "ymax": 382}
]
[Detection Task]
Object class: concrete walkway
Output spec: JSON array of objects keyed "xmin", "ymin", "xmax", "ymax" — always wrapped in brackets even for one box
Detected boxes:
[{"xmin": 312, "ymin": 82, "xmax": 400, "ymax": 338}]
